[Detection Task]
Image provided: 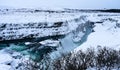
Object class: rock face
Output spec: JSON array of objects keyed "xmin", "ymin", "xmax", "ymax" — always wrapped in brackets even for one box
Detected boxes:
[
  {"xmin": 0, "ymin": 22, "xmax": 68, "ymax": 41},
  {"xmin": 0, "ymin": 9, "xmax": 84, "ymax": 42}
]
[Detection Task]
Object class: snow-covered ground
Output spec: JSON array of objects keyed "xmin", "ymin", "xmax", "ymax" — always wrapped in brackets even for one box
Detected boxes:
[
  {"xmin": 75, "ymin": 13, "xmax": 120, "ymax": 52},
  {"xmin": 0, "ymin": 8, "xmax": 81, "ymax": 23},
  {"xmin": 0, "ymin": 48, "xmax": 27, "ymax": 70}
]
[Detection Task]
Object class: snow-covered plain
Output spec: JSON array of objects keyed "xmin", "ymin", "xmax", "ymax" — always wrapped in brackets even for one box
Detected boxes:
[{"xmin": 0, "ymin": 8, "xmax": 81, "ymax": 23}]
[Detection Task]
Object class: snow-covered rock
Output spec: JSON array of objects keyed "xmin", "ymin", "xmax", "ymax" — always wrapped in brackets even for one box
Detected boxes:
[
  {"xmin": 0, "ymin": 21, "xmax": 68, "ymax": 41},
  {"xmin": 24, "ymin": 42, "xmax": 37, "ymax": 46},
  {"xmin": 0, "ymin": 53, "xmax": 12, "ymax": 64},
  {"xmin": 0, "ymin": 64, "xmax": 11, "ymax": 70},
  {"xmin": 0, "ymin": 48, "xmax": 28, "ymax": 70},
  {"xmin": 25, "ymin": 42, "xmax": 32, "ymax": 46},
  {"xmin": 1, "ymin": 9, "xmax": 80, "ymax": 41},
  {"xmin": 39, "ymin": 39, "xmax": 60, "ymax": 47}
]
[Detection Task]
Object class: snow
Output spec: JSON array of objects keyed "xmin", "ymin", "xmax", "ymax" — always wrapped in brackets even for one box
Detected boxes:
[
  {"xmin": 25, "ymin": 42, "xmax": 32, "ymax": 45},
  {"xmin": 0, "ymin": 51, "xmax": 12, "ymax": 70},
  {"xmin": 0, "ymin": 52, "xmax": 12, "ymax": 64},
  {"xmin": 39, "ymin": 40, "xmax": 60, "ymax": 47},
  {"xmin": 48, "ymin": 13, "xmax": 120, "ymax": 59},
  {"xmin": 68, "ymin": 16, "xmax": 87, "ymax": 31},
  {"xmin": 0, "ymin": 10, "xmax": 80, "ymax": 23},
  {"xmin": 0, "ymin": 64, "xmax": 11, "ymax": 70},
  {"xmin": 0, "ymin": 48, "xmax": 27, "ymax": 70},
  {"xmin": 0, "ymin": 9, "xmax": 81, "ymax": 41},
  {"xmin": 75, "ymin": 15, "xmax": 120, "ymax": 52}
]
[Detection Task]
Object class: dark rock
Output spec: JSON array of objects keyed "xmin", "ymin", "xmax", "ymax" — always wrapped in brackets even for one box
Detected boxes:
[{"xmin": 116, "ymin": 23, "xmax": 120, "ymax": 28}]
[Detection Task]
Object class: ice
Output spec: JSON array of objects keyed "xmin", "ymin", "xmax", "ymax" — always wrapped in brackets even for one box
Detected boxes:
[
  {"xmin": 25, "ymin": 42, "xmax": 33, "ymax": 45},
  {"xmin": 39, "ymin": 39, "xmax": 60, "ymax": 47}
]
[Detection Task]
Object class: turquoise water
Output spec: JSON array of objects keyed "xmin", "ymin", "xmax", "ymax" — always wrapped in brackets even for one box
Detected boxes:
[{"xmin": 0, "ymin": 41, "xmax": 59, "ymax": 61}]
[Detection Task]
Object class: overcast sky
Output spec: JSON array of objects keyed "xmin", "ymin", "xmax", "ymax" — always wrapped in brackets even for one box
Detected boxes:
[{"xmin": 0, "ymin": 0, "xmax": 120, "ymax": 9}]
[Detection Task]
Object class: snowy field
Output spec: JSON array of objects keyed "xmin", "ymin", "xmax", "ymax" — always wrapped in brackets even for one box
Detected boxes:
[{"xmin": 0, "ymin": 8, "xmax": 81, "ymax": 23}]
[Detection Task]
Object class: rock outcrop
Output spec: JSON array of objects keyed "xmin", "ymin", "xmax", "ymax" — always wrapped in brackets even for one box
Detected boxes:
[{"xmin": 0, "ymin": 22, "xmax": 68, "ymax": 41}]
